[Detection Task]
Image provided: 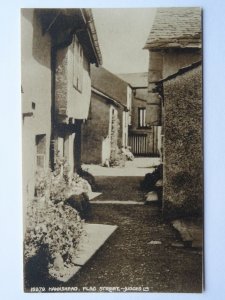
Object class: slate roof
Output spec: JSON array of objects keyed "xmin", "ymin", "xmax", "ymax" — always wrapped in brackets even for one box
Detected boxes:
[
  {"xmin": 144, "ymin": 7, "xmax": 202, "ymax": 50},
  {"xmin": 91, "ymin": 65, "xmax": 129, "ymax": 107},
  {"xmin": 92, "ymin": 87, "xmax": 127, "ymax": 109},
  {"xmin": 117, "ymin": 72, "xmax": 148, "ymax": 88}
]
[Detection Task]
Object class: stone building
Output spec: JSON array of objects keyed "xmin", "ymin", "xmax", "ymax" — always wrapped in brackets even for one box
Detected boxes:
[
  {"xmin": 157, "ymin": 62, "xmax": 203, "ymax": 218},
  {"xmin": 21, "ymin": 9, "xmax": 102, "ymax": 217},
  {"xmin": 49, "ymin": 9, "xmax": 102, "ymax": 173},
  {"xmin": 144, "ymin": 7, "xmax": 201, "ymax": 123},
  {"xmin": 22, "ymin": 9, "xmax": 53, "ymax": 216},
  {"xmin": 144, "ymin": 7, "xmax": 202, "ymax": 218},
  {"xmin": 81, "ymin": 66, "xmax": 131, "ymax": 165},
  {"xmin": 118, "ymin": 72, "xmax": 161, "ymax": 157}
]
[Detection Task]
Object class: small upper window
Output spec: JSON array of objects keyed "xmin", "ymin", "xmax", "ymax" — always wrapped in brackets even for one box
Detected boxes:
[{"xmin": 138, "ymin": 108, "xmax": 146, "ymax": 128}]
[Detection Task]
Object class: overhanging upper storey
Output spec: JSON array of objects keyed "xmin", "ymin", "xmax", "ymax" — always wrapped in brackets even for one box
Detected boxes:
[{"xmin": 37, "ymin": 8, "xmax": 102, "ymax": 65}]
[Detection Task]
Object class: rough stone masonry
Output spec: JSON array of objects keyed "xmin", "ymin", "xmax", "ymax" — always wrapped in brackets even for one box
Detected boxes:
[{"xmin": 163, "ymin": 64, "xmax": 203, "ymax": 219}]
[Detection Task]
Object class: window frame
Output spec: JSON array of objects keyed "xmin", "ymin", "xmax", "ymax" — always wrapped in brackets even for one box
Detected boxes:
[
  {"xmin": 35, "ymin": 134, "xmax": 46, "ymax": 169},
  {"xmin": 138, "ymin": 107, "xmax": 147, "ymax": 128}
]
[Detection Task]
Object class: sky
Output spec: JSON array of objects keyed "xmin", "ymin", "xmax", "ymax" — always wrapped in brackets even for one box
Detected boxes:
[{"xmin": 92, "ymin": 8, "xmax": 156, "ymax": 74}]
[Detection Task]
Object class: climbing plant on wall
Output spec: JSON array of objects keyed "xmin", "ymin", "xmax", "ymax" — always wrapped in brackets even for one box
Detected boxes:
[
  {"xmin": 110, "ymin": 113, "xmax": 120, "ymax": 164},
  {"xmin": 109, "ymin": 114, "xmax": 126, "ymax": 167}
]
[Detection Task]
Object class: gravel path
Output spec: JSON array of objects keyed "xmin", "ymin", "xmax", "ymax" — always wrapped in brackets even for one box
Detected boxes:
[
  {"xmin": 26, "ymin": 159, "xmax": 202, "ymax": 293},
  {"xmin": 54, "ymin": 165, "xmax": 202, "ymax": 293},
  {"xmin": 94, "ymin": 176, "xmax": 145, "ymax": 201},
  {"xmin": 62, "ymin": 204, "xmax": 203, "ymax": 292}
]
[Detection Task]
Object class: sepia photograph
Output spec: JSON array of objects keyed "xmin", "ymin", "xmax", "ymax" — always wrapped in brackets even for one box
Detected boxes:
[{"xmin": 21, "ymin": 7, "xmax": 203, "ymax": 293}]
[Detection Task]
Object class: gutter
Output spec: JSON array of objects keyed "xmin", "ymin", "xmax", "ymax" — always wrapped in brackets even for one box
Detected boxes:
[{"xmin": 81, "ymin": 9, "xmax": 102, "ymax": 66}]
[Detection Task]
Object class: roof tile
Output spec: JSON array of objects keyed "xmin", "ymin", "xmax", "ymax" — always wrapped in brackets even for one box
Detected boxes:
[
  {"xmin": 91, "ymin": 65, "xmax": 128, "ymax": 106},
  {"xmin": 117, "ymin": 72, "xmax": 148, "ymax": 88},
  {"xmin": 144, "ymin": 7, "xmax": 202, "ymax": 49}
]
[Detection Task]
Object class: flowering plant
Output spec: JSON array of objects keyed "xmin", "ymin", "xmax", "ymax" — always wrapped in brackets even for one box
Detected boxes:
[
  {"xmin": 24, "ymin": 199, "xmax": 84, "ymax": 266},
  {"xmin": 69, "ymin": 173, "xmax": 92, "ymax": 197},
  {"xmin": 25, "ymin": 154, "xmax": 93, "ymax": 276},
  {"xmin": 35, "ymin": 169, "xmax": 49, "ymax": 198}
]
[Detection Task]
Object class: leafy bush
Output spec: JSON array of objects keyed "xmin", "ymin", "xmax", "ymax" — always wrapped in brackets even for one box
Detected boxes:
[
  {"xmin": 34, "ymin": 154, "xmax": 92, "ymax": 203},
  {"xmin": 110, "ymin": 114, "xmax": 120, "ymax": 163},
  {"xmin": 109, "ymin": 147, "xmax": 126, "ymax": 167},
  {"xmin": 24, "ymin": 200, "xmax": 83, "ymax": 265},
  {"xmin": 77, "ymin": 167, "xmax": 97, "ymax": 191},
  {"xmin": 70, "ymin": 173, "xmax": 92, "ymax": 197},
  {"xmin": 25, "ymin": 154, "xmax": 93, "ymax": 279},
  {"xmin": 140, "ymin": 164, "xmax": 163, "ymax": 191},
  {"xmin": 122, "ymin": 146, "xmax": 134, "ymax": 161},
  {"xmin": 65, "ymin": 193, "xmax": 91, "ymax": 220}
]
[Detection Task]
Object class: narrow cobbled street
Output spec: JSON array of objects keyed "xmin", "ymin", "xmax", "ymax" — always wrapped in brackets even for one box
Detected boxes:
[{"xmin": 59, "ymin": 158, "xmax": 202, "ymax": 293}]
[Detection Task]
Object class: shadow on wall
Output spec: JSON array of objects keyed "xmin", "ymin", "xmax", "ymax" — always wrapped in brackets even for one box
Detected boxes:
[
  {"xmin": 33, "ymin": 11, "xmax": 51, "ymax": 68},
  {"xmin": 21, "ymin": 9, "xmax": 52, "ymax": 69}
]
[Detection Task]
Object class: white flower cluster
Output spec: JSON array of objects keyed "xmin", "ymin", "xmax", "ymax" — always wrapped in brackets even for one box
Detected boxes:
[{"xmin": 69, "ymin": 174, "xmax": 92, "ymax": 197}]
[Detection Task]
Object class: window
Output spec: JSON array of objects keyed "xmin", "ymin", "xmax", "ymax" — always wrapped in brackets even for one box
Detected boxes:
[
  {"xmin": 138, "ymin": 108, "xmax": 146, "ymax": 128},
  {"xmin": 73, "ymin": 35, "xmax": 83, "ymax": 92},
  {"xmin": 36, "ymin": 134, "xmax": 46, "ymax": 169}
]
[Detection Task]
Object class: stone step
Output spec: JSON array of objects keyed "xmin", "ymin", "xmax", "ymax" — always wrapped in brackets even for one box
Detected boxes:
[
  {"xmin": 172, "ymin": 219, "xmax": 203, "ymax": 248},
  {"xmin": 145, "ymin": 191, "xmax": 158, "ymax": 204}
]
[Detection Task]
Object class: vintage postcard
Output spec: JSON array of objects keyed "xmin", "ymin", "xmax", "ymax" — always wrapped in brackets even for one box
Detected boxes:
[{"xmin": 22, "ymin": 7, "xmax": 203, "ymax": 293}]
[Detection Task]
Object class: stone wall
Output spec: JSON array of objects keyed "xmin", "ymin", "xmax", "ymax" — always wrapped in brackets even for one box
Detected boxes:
[
  {"xmin": 163, "ymin": 65, "xmax": 203, "ymax": 219},
  {"xmin": 147, "ymin": 51, "xmax": 162, "ymax": 126},
  {"xmin": 55, "ymin": 47, "xmax": 68, "ymax": 119},
  {"xmin": 81, "ymin": 92, "xmax": 113, "ymax": 164},
  {"xmin": 55, "ymin": 39, "xmax": 91, "ymax": 122},
  {"xmin": 162, "ymin": 49, "xmax": 201, "ymax": 79},
  {"xmin": 147, "ymin": 49, "xmax": 201, "ymax": 127},
  {"xmin": 54, "ymin": 34, "xmax": 93, "ymax": 173},
  {"xmin": 117, "ymin": 108, "xmax": 123, "ymax": 148}
]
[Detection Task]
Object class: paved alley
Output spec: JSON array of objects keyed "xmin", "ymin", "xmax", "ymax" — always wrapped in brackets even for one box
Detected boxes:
[
  {"xmin": 56, "ymin": 158, "xmax": 203, "ymax": 292},
  {"xmin": 61, "ymin": 204, "xmax": 202, "ymax": 292},
  {"xmin": 21, "ymin": 7, "xmax": 205, "ymax": 295},
  {"xmin": 83, "ymin": 157, "xmax": 161, "ymax": 177},
  {"xmin": 85, "ymin": 157, "xmax": 160, "ymax": 202}
]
